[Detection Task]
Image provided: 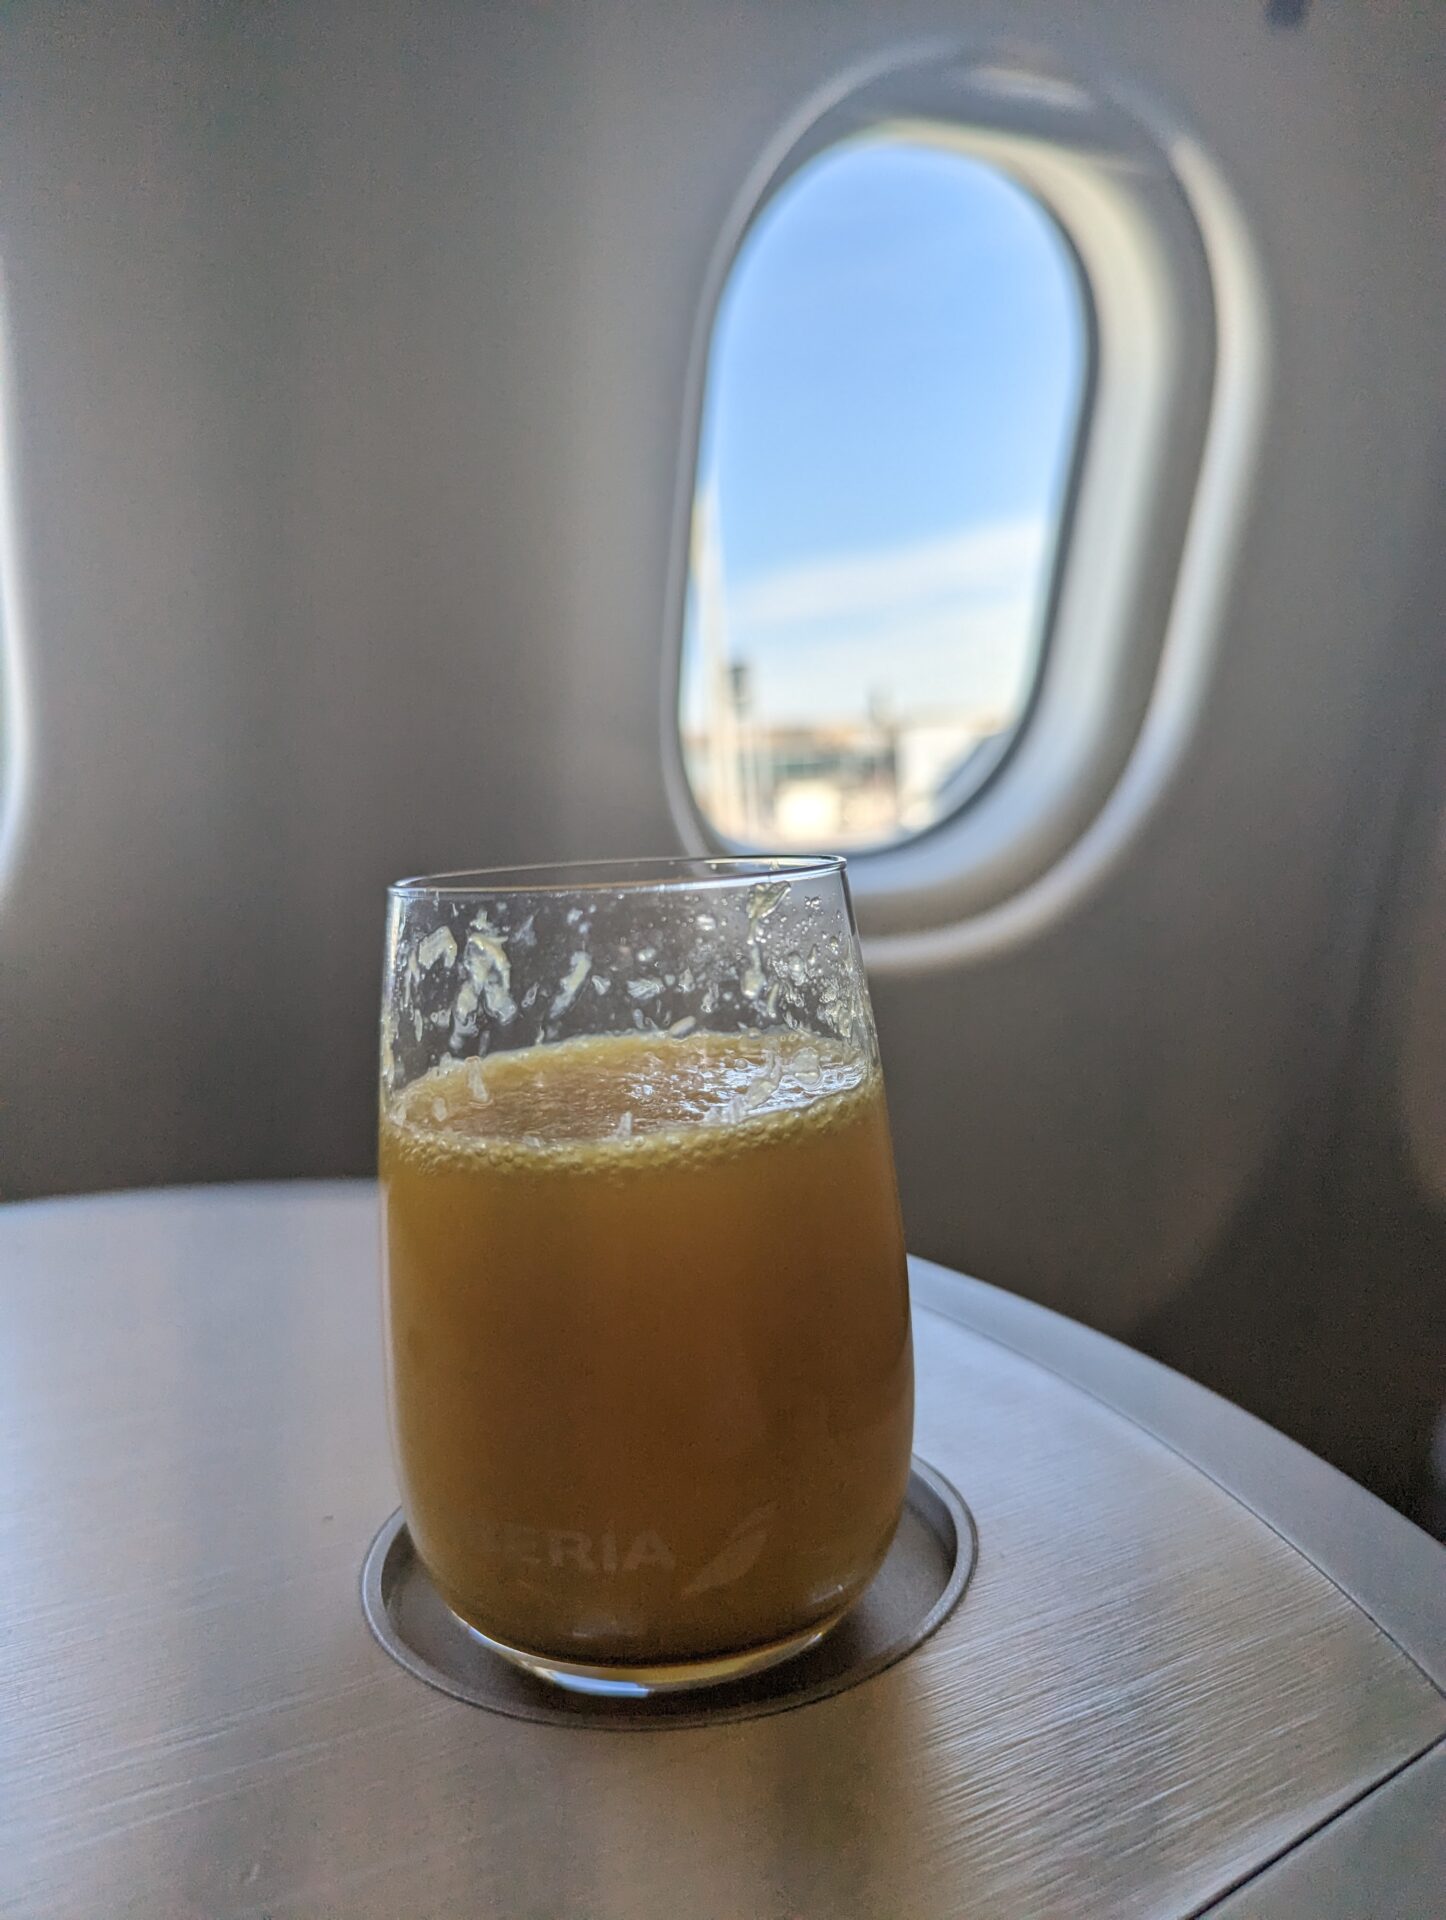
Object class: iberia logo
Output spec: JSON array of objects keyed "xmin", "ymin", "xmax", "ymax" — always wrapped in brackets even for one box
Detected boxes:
[{"xmin": 477, "ymin": 1504, "xmax": 777, "ymax": 1591}]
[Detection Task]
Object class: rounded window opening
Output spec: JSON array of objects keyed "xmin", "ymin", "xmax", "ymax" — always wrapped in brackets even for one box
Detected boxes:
[{"xmin": 679, "ymin": 137, "xmax": 1087, "ymax": 854}]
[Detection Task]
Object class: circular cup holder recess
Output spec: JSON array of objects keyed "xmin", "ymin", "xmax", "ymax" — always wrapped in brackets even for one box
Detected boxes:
[{"xmin": 361, "ymin": 1458, "xmax": 977, "ymax": 1732}]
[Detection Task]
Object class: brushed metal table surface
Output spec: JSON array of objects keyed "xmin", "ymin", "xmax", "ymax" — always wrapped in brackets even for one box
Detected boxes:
[{"xmin": 2, "ymin": 1182, "xmax": 1442, "ymax": 1920}]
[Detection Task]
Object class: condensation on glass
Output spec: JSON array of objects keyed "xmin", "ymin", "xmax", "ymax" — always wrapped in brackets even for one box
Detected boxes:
[{"xmin": 679, "ymin": 137, "xmax": 1087, "ymax": 853}]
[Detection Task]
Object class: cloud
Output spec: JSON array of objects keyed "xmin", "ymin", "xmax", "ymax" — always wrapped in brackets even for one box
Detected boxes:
[
  {"xmin": 748, "ymin": 595, "xmax": 1039, "ymax": 723},
  {"xmin": 689, "ymin": 516, "xmax": 1051, "ymax": 725},
  {"xmin": 726, "ymin": 517, "xmax": 1048, "ymax": 635}
]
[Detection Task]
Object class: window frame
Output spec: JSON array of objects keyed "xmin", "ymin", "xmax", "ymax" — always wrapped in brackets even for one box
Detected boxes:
[{"xmin": 662, "ymin": 52, "xmax": 1260, "ymax": 958}]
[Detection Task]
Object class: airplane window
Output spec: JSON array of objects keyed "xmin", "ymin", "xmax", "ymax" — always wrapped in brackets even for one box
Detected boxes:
[{"xmin": 679, "ymin": 138, "xmax": 1087, "ymax": 853}]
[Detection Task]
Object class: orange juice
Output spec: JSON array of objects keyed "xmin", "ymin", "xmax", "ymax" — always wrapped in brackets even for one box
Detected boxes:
[{"xmin": 380, "ymin": 1027, "xmax": 913, "ymax": 1669}]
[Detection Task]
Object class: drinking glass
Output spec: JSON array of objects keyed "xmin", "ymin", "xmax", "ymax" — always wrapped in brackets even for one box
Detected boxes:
[{"xmin": 380, "ymin": 856, "xmax": 913, "ymax": 1694}]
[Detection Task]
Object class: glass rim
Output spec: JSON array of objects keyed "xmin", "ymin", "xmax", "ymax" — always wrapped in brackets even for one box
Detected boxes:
[{"xmin": 388, "ymin": 854, "xmax": 847, "ymax": 898}]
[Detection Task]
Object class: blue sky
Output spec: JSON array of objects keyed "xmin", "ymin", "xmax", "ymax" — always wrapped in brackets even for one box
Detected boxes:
[{"xmin": 683, "ymin": 137, "xmax": 1085, "ymax": 729}]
